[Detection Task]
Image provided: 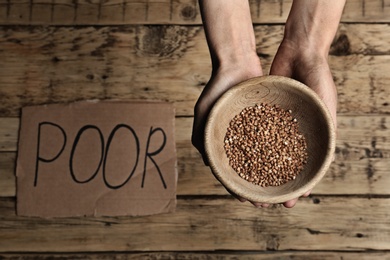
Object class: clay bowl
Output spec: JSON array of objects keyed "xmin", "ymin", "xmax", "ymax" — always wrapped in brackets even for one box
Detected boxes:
[{"xmin": 204, "ymin": 75, "xmax": 336, "ymax": 204}]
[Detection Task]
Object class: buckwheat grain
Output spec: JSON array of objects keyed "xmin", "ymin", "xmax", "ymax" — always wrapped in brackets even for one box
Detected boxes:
[{"xmin": 224, "ymin": 103, "xmax": 308, "ymax": 187}]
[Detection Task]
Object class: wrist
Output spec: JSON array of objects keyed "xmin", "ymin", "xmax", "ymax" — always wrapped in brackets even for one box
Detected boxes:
[
  {"xmin": 214, "ymin": 49, "xmax": 262, "ymax": 74},
  {"xmin": 199, "ymin": 0, "xmax": 260, "ymax": 73},
  {"xmin": 206, "ymin": 19, "xmax": 259, "ymax": 72},
  {"xmin": 215, "ymin": 53, "xmax": 263, "ymax": 84},
  {"xmin": 283, "ymin": 0, "xmax": 346, "ymax": 56},
  {"xmin": 282, "ymin": 22, "xmax": 334, "ymax": 57}
]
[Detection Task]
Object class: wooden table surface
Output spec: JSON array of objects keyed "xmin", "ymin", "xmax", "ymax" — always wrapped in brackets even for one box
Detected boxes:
[{"xmin": 0, "ymin": 0, "xmax": 389, "ymax": 259}]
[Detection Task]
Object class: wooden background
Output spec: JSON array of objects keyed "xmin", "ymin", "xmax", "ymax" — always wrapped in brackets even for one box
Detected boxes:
[{"xmin": 1, "ymin": 0, "xmax": 390, "ymax": 258}]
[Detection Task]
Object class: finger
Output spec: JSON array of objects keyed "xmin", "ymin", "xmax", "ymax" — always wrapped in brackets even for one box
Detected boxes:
[
  {"xmin": 236, "ymin": 196, "xmax": 247, "ymax": 203},
  {"xmin": 251, "ymin": 202, "xmax": 262, "ymax": 208},
  {"xmin": 232, "ymin": 192, "xmax": 247, "ymax": 202},
  {"xmin": 283, "ymin": 198, "xmax": 298, "ymax": 208},
  {"xmin": 250, "ymin": 201, "xmax": 270, "ymax": 208},
  {"xmin": 303, "ymin": 190, "xmax": 312, "ymax": 197},
  {"xmin": 223, "ymin": 186, "xmax": 247, "ymax": 202}
]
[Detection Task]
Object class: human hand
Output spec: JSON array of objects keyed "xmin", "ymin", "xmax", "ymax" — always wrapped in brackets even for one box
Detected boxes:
[
  {"xmin": 264, "ymin": 0, "xmax": 344, "ymax": 207},
  {"xmin": 193, "ymin": 0, "xmax": 263, "ymax": 167},
  {"xmin": 191, "ymin": 63, "xmax": 312, "ymax": 208},
  {"xmin": 269, "ymin": 0, "xmax": 343, "ymax": 129},
  {"xmin": 267, "ymin": 41, "xmax": 338, "ymax": 208},
  {"xmin": 270, "ymin": 41, "xmax": 338, "ymax": 128},
  {"xmin": 191, "ymin": 58, "xmax": 314, "ymax": 209},
  {"xmin": 194, "ymin": 0, "xmax": 343, "ymax": 209},
  {"xmin": 192, "ymin": 48, "xmax": 337, "ymax": 209}
]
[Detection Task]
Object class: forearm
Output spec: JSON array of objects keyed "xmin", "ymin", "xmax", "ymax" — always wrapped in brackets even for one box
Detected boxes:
[
  {"xmin": 199, "ymin": 0, "xmax": 259, "ymax": 71},
  {"xmin": 283, "ymin": 0, "xmax": 346, "ymax": 55}
]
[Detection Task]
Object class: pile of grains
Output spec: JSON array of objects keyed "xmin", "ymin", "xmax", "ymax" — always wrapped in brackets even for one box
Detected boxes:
[{"xmin": 224, "ymin": 103, "xmax": 308, "ymax": 187}]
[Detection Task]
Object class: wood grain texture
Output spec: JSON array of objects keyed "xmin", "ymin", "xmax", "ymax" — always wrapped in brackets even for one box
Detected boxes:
[
  {"xmin": 0, "ymin": 197, "xmax": 389, "ymax": 252},
  {"xmin": 0, "ymin": 1, "xmax": 389, "ymax": 256},
  {"xmin": 0, "ymin": 24, "xmax": 390, "ymax": 117},
  {"xmin": 1, "ymin": 115, "xmax": 389, "ymax": 197},
  {"xmin": 1, "ymin": 0, "xmax": 389, "ymax": 25},
  {"xmin": 1, "ymin": 252, "xmax": 390, "ymax": 260},
  {"xmin": 0, "ymin": 153, "xmax": 15, "ymax": 197}
]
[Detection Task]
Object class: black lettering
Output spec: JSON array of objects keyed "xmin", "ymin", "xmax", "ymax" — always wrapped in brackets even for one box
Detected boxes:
[
  {"xmin": 142, "ymin": 127, "xmax": 167, "ymax": 189},
  {"xmin": 103, "ymin": 124, "xmax": 140, "ymax": 189},
  {"xmin": 34, "ymin": 122, "xmax": 66, "ymax": 187},
  {"xmin": 69, "ymin": 125, "xmax": 104, "ymax": 184}
]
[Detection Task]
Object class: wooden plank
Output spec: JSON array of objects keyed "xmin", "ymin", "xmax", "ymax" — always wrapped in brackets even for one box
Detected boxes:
[
  {"xmin": 1, "ymin": 115, "xmax": 389, "ymax": 197},
  {"xmin": 1, "ymin": 0, "xmax": 390, "ymax": 25},
  {"xmin": 331, "ymin": 24, "xmax": 390, "ymax": 56},
  {"xmin": 0, "ymin": 25, "xmax": 209, "ymax": 117},
  {"xmin": 0, "ymin": 153, "xmax": 15, "ymax": 197},
  {"xmin": 2, "ymin": 115, "xmax": 390, "ymax": 154},
  {"xmin": 0, "ymin": 197, "xmax": 389, "ymax": 252},
  {"xmin": 1, "ymin": 252, "xmax": 390, "ymax": 259},
  {"xmin": 330, "ymin": 54, "xmax": 390, "ymax": 115},
  {"xmin": 1, "ymin": 25, "xmax": 390, "ymax": 117},
  {"xmin": 0, "ymin": 118, "xmax": 18, "ymax": 151},
  {"xmin": 342, "ymin": 0, "xmax": 390, "ymax": 23}
]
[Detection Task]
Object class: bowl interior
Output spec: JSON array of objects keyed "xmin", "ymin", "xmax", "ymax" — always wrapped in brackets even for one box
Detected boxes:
[{"xmin": 205, "ymin": 75, "xmax": 335, "ymax": 203}]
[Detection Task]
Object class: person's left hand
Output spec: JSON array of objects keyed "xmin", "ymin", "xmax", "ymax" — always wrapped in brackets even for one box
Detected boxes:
[{"xmin": 267, "ymin": 39, "xmax": 338, "ymax": 207}]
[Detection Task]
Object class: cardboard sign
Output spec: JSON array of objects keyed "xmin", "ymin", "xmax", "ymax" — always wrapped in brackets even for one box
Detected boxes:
[{"xmin": 16, "ymin": 100, "xmax": 177, "ymax": 217}]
